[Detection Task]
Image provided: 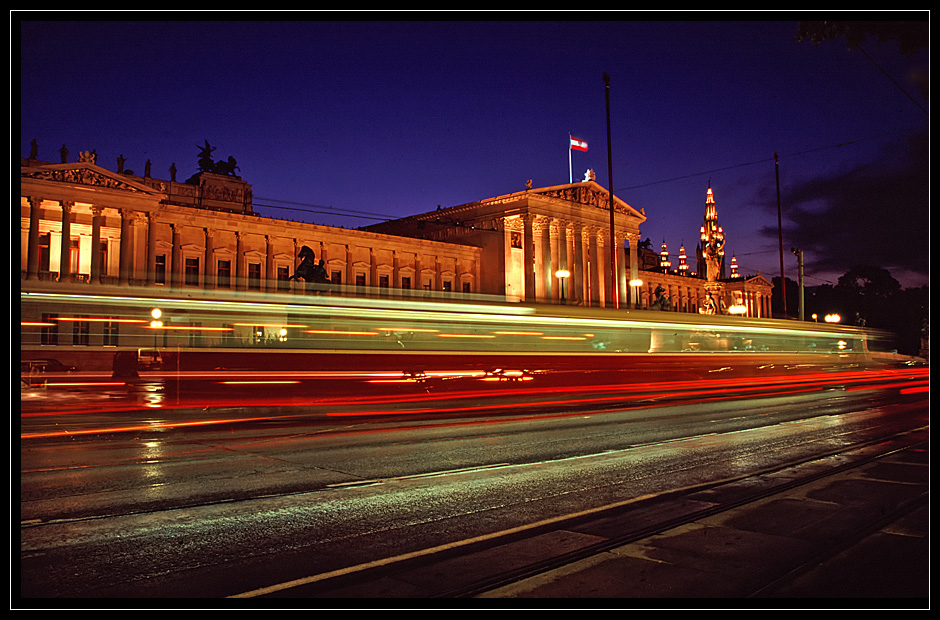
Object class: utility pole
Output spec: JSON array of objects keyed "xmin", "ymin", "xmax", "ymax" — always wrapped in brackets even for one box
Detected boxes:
[
  {"xmin": 775, "ymin": 152, "xmax": 787, "ymax": 318},
  {"xmin": 791, "ymin": 247, "xmax": 804, "ymax": 321},
  {"xmin": 604, "ymin": 72, "xmax": 618, "ymax": 309}
]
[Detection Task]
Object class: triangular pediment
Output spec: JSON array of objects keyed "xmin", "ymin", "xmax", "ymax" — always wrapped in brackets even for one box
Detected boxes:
[
  {"xmin": 20, "ymin": 162, "xmax": 166, "ymax": 196},
  {"xmin": 745, "ymin": 273, "xmax": 772, "ymax": 287},
  {"xmin": 532, "ymin": 180, "xmax": 646, "ymax": 222}
]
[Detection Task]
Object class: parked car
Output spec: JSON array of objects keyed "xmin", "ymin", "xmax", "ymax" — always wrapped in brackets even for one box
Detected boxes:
[
  {"xmin": 21, "ymin": 359, "xmax": 77, "ymax": 374},
  {"xmin": 136, "ymin": 348, "xmax": 163, "ymax": 371}
]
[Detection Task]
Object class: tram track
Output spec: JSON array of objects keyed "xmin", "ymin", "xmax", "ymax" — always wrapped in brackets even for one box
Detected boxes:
[
  {"xmin": 466, "ymin": 428, "xmax": 929, "ymax": 599},
  {"xmin": 242, "ymin": 424, "xmax": 928, "ymax": 599},
  {"xmin": 19, "ymin": 391, "xmax": 928, "ymax": 600}
]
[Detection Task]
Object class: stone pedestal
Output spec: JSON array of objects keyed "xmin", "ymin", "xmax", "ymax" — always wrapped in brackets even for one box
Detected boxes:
[{"xmin": 176, "ymin": 171, "xmax": 253, "ymax": 214}]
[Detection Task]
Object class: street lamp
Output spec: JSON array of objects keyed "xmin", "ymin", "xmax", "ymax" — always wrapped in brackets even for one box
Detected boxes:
[
  {"xmin": 629, "ymin": 278, "xmax": 643, "ymax": 309},
  {"xmin": 555, "ymin": 269, "xmax": 570, "ymax": 304},
  {"xmin": 150, "ymin": 308, "xmax": 163, "ymax": 347},
  {"xmin": 791, "ymin": 247, "xmax": 804, "ymax": 320}
]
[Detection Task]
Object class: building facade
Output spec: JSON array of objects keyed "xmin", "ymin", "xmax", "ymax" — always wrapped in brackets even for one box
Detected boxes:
[
  {"xmin": 20, "ymin": 151, "xmax": 772, "ymax": 318},
  {"xmin": 365, "ymin": 179, "xmax": 647, "ymax": 307},
  {"xmin": 20, "ymin": 157, "xmax": 480, "ymax": 297}
]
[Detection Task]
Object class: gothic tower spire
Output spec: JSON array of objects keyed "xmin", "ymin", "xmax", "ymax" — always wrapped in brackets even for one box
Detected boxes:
[{"xmin": 698, "ymin": 182, "xmax": 726, "ymax": 279}]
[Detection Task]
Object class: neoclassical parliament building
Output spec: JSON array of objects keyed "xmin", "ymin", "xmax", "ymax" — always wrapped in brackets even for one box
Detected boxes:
[{"xmin": 19, "ymin": 145, "xmax": 773, "ymax": 317}]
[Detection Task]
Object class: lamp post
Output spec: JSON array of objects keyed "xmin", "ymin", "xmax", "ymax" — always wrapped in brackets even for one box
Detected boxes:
[
  {"xmin": 791, "ymin": 247, "xmax": 804, "ymax": 321},
  {"xmin": 604, "ymin": 72, "xmax": 618, "ymax": 309},
  {"xmin": 775, "ymin": 152, "xmax": 787, "ymax": 318},
  {"xmin": 150, "ymin": 307, "xmax": 162, "ymax": 348},
  {"xmin": 555, "ymin": 269, "xmax": 570, "ymax": 304},
  {"xmin": 629, "ymin": 278, "xmax": 643, "ymax": 309}
]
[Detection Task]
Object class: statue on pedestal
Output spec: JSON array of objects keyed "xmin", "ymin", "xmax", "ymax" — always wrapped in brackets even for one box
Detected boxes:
[{"xmin": 704, "ymin": 237, "xmax": 724, "ymax": 282}]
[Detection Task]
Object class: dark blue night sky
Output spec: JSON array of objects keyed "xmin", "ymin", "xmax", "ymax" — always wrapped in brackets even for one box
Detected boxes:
[{"xmin": 18, "ymin": 16, "xmax": 929, "ymax": 288}]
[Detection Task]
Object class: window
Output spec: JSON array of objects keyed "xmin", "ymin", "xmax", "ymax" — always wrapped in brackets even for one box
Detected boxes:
[
  {"xmin": 185, "ymin": 257, "xmax": 199, "ymax": 286},
  {"xmin": 41, "ymin": 313, "xmax": 58, "ymax": 345},
  {"xmin": 188, "ymin": 322, "xmax": 202, "ymax": 347},
  {"xmin": 355, "ymin": 273, "xmax": 366, "ymax": 287},
  {"xmin": 39, "ymin": 233, "xmax": 51, "ymax": 272},
  {"xmin": 217, "ymin": 259, "xmax": 231, "ymax": 288},
  {"xmin": 72, "ymin": 315, "xmax": 90, "ymax": 346},
  {"xmin": 98, "ymin": 240, "xmax": 108, "ymax": 277},
  {"xmin": 443, "ymin": 281, "xmax": 452, "ymax": 292},
  {"xmin": 331, "ymin": 271, "xmax": 342, "ymax": 286},
  {"xmin": 463, "ymin": 282, "xmax": 471, "ymax": 294},
  {"xmin": 155, "ymin": 254, "xmax": 166, "ymax": 285},
  {"xmin": 103, "ymin": 319, "xmax": 119, "ymax": 346},
  {"xmin": 248, "ymin": 262, "xmax": 261, "ymax": 290},
  {"xmin": 277, "ymin": 266, "xmax": 290, "ymax": 291},
  {"xmin": 401, "ymin": 276, "xmax": 411, "ymax": 290},
  {"xmin": 69, "ymin": 238, "xmax": 80, "ymax": 275},
  {"xmin": 379, "ymin": 275, "xmax": 389, "ymax": 288}
]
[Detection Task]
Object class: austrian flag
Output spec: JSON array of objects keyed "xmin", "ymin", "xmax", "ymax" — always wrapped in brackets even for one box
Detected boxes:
[{"xmin": 570, "ymin": 136, "xmax": 588, "ymax": 151}]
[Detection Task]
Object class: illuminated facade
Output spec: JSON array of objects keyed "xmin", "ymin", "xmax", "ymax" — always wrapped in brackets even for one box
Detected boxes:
[
  {"xmin": 365, "ymin": 180, "xmax": 646, "ymax": 307},
  {"xmin": 20, "ymin": 157, "xmax": 480, "ymax": 297},
  {"xmin": 625, "ymin": 185, "xmax": 772, "ymax": 317},
  {"xmin": 20, "ymin": 152, "xmax": 771, "ymax": 317}
]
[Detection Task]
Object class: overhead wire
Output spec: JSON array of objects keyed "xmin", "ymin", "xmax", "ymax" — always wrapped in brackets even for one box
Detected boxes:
[{"xmin": 250, "ymin": 127, "xmax": 923, "ymax": 227}]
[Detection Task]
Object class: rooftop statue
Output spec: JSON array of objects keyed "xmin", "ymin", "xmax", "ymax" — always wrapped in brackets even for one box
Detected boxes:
[{"xmin": 197, "ymin": 140, "xmax": 241, "ymax": 177}]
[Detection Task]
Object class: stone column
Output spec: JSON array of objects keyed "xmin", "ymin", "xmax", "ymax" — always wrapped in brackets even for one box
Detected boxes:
[
  {"xmin": 626, "ymin": 233, "xmax": 640, "ymax": 307},
  {"xmin": 26, "ymin": 197, "xmax": 42, "ymax": 280},
  {"xmin": 204, "ymin": 229, "xmax": 215, "ymax": 289},
  {"xmin": 265, "ymin": 235, "xmax": 274, "ymax": 292},
  {"xmin": 234, "ymin": 232, "xmax": 242, "ymax": 291},
  {"xmin": 392, "ymin": 250, "xmax": 400, "ymax": 290},
  {"xmin": 556, "ymin": 220, "xmax": 569, "ymax": 304},
  {"xmin": 572, "ymin": 222, "xmax": 585, "ymax": 305},
  {"xmin": 146, "ymin": 213, "xmax": 157, "ymax": 285},
  {"xmin": 616, "ymin": 232, "xmax": 627, "ymax": 307},
  {"xmin": 292, "ymin": 239, "xmax": 302, "ymax": 294},
  {"xmin": 59, "ymin": 201, "xmax": 73, "ymax": 282},
  {"xmin": 90, "ymin": 207, "xmax": 103, "ymax": 283},
  {"xmin": 541, "ymin": 217, "xmax": 553, "ymax": 301},
  {"xmin": 170, "ymin": 224, "xmax": 180, "ymax": 289},
  {"xmin": 414, "ymin": 252, "xmax": 422, "ymax": 291},
  {"xmin": 589, "ymin": 228, "xmax": 601, "ymax": 307},
  {"xmin": 127, "ymin": 214, "xmax": 141, "ymax": 285},
  {"xmin": 120, "ymin": 208, "xmax": 137, "ymax": 286},
  {"xmin": 523, "ymin": 214, "xmax": 535, "ymax": 303},
  {"xmin": 370, "ymin": 247, "xmax": 378, "ymax": 288},
  {"xmin": 549, "ymin": 220, "xmax": 559, "ymax": 303}
]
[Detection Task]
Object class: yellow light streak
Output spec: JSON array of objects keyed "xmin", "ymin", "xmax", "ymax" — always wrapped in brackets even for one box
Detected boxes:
[
  {"xmin": 142, "ymin": 325, "xmax": 234, "ymax": 331},
  {"xmin": 229, "ymin": 323, "xmax": 309, "ymax": 328},
  {"xmin": 50, "ymin": 317, "xmax": 149, "ymax": 323},
  {"xmin": 436, "ymin": 333, "xmax": 496, "ymax": 339},
  {"xmin": 375, "ymin": 327, "xmax": 440, "ymax": 332},
  {"xmin": 303, "ymin": 329, "xmax": 378, "ymax": 336},
  {"xmin": 492, "ymin": 331, "xmax": 544, "ymax": 336}
]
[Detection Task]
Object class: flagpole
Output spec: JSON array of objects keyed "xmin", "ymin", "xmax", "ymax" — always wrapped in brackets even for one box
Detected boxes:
[{"xmin": 568, "ymin": 134, "xmax": 573, "ymax": 183}]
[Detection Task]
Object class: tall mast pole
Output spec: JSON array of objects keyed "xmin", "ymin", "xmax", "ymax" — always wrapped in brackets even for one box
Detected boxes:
[
  {"xmin": 775, "ymin": 152, "xmax": 787, "ymax": 318},
  {"xmin": 604, "ymin": 72, "xmax": 618, "ymax": 309}
]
